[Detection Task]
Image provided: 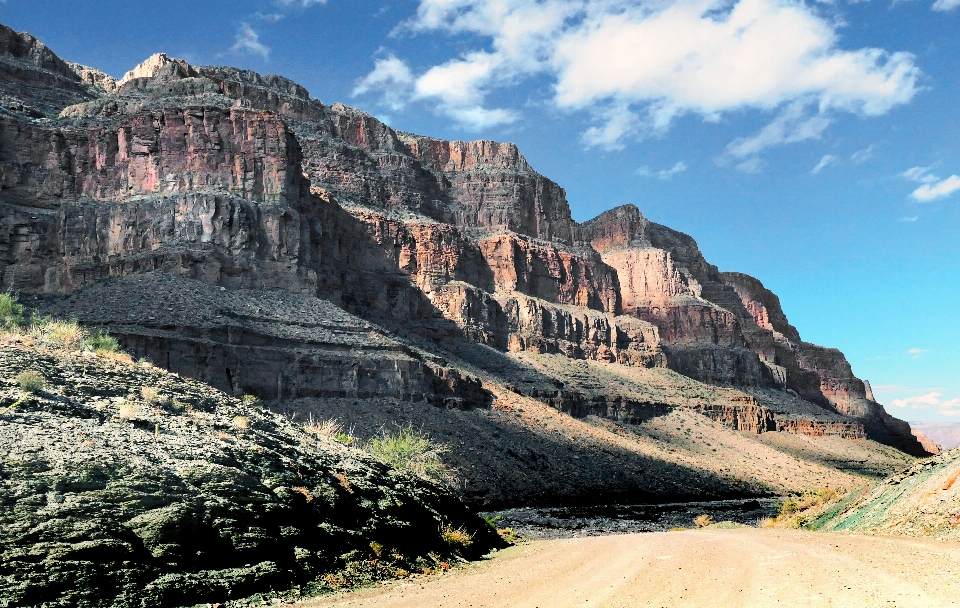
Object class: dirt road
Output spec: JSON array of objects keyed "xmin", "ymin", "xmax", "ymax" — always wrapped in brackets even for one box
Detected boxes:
[{"xmin": 301, "ymin": 529, "xmax": 960, "ymax": 608}]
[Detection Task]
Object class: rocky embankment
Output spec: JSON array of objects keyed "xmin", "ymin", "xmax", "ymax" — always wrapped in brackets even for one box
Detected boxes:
[
  {"xmin": 0, "ymin": 18, "xmax": 930, "ymax": 515},
  {"xmin": 0, "ymin": 338, "xmax": 500, "ymax": 606},
  {"xmin": 814, "ymin": 447, "xmax": 960, "ymax": 539}
]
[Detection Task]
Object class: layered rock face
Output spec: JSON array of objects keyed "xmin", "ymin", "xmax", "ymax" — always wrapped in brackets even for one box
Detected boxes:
[{"xmin": 0, "ymin": 32, "xmax": 927, "ymax": 455}]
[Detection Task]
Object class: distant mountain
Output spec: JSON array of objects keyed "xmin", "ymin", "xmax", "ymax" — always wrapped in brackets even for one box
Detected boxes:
[{"xmin": 910, "ymin": 421, "xmax": 960, "ymax": 450}]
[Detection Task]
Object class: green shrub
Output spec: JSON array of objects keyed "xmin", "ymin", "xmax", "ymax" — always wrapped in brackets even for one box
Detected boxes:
[
  {"xmin": 0, "ymin": 292, "xmax": 25, "ymax": 330},
  {"xmin": 366, "ymin": 424, "xmax": 452, "ymax": 485},
  {"xmin": 16, "ymin": 370, "xmax": 45, "ymax": 392},
  {"xmin": 83, "ymin": 331, "xmax": 119, "ymax": 353}
]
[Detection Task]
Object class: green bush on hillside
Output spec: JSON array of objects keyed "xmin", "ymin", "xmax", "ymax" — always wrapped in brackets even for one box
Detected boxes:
[{"xmin": 366, "ymin": 424, "xmax": 453, "ymax": 485}]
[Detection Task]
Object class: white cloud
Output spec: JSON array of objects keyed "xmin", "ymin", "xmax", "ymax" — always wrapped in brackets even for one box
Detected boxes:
[
  {"xmin": 276, "ymin": 0, "xmax": 328, "ymax": 6},
  {"xmin": 352, "ymin": 55, "xmax": 415, "ymax": 111},
  {"xmin": 932, "ymin": 0, "xmax": 960, "ymax": 11},
  {"xmin": 850, "ymin": 145, "xmax": 874, "ymax": 163},
  {"xmin": 255, "ymin": 12, "xmax": 285, "ymax": 22},
  {"xmin": 358, "ymin": 0, "xmax": 921, "ymax": 146},
  {"xmin": 638, "ymin": 161, "xmax": 687, "ymax": 179},
  {"xmin": 912, "ymin": 175, "xmax": 960, "ymax": 202},
  {"xmin": 736, "ymin": 157, "xmax": 763, "ymax": 174},
  {"xmin": 902, "ymin": 165, "xmax": 939, "ymax": 183},
  {"xmin": 889, "ymin": 391, "xmax": 960, "ymax": 417},
  {"xmin": 811, "ymin": 154, "xmax": 837, "ymax": 174},
  {"xmin": 231, "ymin": 23, "xmax": 270, "ymax": 58},
  {"xmin": 908, "ymin": 347, "xmax": 929, "ymax": 359},
  {"xmin": 898, "ymin": 215, "xmax": 919, "ymax": 222},
  {"xmin": 900, "ymin": 166, "xmax": 960, "ymax": 201}
]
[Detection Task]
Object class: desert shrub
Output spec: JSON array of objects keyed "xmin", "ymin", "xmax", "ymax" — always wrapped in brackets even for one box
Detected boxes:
[
  {"xmin": 140, "ymin": 386, "xmax": 165, "ymax": 405},
  {"xmin": 0, "ymin": 292, "xmax": 25, "ymax": 330},
  {"xmin": 365, "ymin": 424, "xmax": 452, "ymax": 485},
  {"xmin": 440, "ymin": 524, "xmax": 473, "ymax": 549},
  {"xmin": 232, "ymin": 415, "xmax": 250, "ymax": 430},
  {"xmin": 32, "ymin": 319, "xmax": 84, "ymax": 350},
  {"xmin": 16, "ymin": 370, "xmax": 45, "ymax": 392},
  {"xmin": 693, "ymin": 514, "xmax": 714, "ymax": 528},
  {"xmin": 83, "ymin": 330, "xmax": 119, "ymax": 353},
  {"xmin": 241, "ymin": 394, "xmax": 258, "ymax": 406},
  {"xmin": 117, "ymin": 402, "xmax": 141, "ymax": 421}
]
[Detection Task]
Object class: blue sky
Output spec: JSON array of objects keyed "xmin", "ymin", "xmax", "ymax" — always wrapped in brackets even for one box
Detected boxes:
[{"xmin": 2, "ymin": 0, "xmax": 958, "ymax": 421}]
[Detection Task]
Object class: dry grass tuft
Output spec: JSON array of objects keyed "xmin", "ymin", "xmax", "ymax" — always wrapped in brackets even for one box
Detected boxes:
[
  {"xmin": 232, "ymin": 415, "xmax": 250, "ymax": 430},
  {"xmin": 117, "ymin": 402, "xmax": 141, "ymax": 421},
  {"xmin": 292, "ymin": 486, "xmax": 314, "ymax": 503},
  {"xmin": 694, "ymin": 514, "xmax": 714, "ymax": 529},
  {"xmin": 333, "ymin": 472, "xmax": 353, "ymax": 493},
  {"xmin": 440, "ymin": 524, "xmax": 473, "ymax": 549}
]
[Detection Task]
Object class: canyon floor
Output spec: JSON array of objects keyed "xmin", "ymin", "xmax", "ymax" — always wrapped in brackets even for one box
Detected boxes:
[{"xmin": 301, "ymin": 529, "xmax": 960, "ymax": 608}]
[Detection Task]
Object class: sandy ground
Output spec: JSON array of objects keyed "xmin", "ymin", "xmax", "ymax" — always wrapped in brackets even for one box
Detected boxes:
[{"xmin": 300, "ymin": 529, "xmax": 960, "ymax": 608}]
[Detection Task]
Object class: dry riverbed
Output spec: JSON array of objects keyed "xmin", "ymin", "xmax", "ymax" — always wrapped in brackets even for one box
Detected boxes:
[{"xmin": 300, "ymin": 529, "xmax": 960, "ymax": 608}]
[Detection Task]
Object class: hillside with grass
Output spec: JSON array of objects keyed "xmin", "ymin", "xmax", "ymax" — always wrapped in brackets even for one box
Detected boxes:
[{"xmin": 0, "ymin": 294, "xmax": 502, "ymax": 607}]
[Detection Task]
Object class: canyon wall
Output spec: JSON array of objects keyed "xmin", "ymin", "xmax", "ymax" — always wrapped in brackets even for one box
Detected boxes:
[{"xmin": 0, "ymin": 28, "xmax": 928, "ymax": 455}]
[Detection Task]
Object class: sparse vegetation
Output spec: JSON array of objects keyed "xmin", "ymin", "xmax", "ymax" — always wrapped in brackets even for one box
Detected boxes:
[
  {"xmin": 694, "ymin": 514, "xmax": 714, "ymax": 528},
  {"xmin": 117, "ymin": 402, "xmax": 141, "ymax": 421},
  {"xmin": 1, "ymin": 293, "xmax": 125, "ymax": 357},
  {"xmin": 366, "ymin": 423, "xmax": 453, "ymax": 485},
  {"xmin": 761, "ymin": 488, "xmax": 843, "ymax": 529},
  {"xmin": 440, "ymin": 524, "xmax": 473, "ymax": 549},
  {"xmin": 232, "ymin": 415, "xmax": 250, "ymax": 430},
  {"xmin": 16, "ymin": 370, "xmax": 45, "ymax": 393}
]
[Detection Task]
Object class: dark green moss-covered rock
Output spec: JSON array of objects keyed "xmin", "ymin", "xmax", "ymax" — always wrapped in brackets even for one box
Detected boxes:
[{"xmin": 0, "ymin": 345, "xmax": 501, "ymax": 607}]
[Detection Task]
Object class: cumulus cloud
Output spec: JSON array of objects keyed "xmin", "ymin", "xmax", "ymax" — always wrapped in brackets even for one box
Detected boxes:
[
  {"xmin": 890, "ymin": 391, "xmax": 960, "ymax": 417},
  {"xmin": 356, "ymin": 0, "xmax": 920, "ymax": 146},
  {"xmin": 231, "ymin": 23, "xmax": 270, "ymax": 58},
  {"xmin": 811, "ymin": 154, "xmax": 837, "ymax": 174},
  {"xmin": 902, "ymin": 166, "xmax": 960, "ymax": 202},
  {"xmin": 932, "ymin": 0, "xmax": 960, "ymax": 11},
  {"xmin": 638, "ymin": 161, "xmax": 687, "ymax": 179},
  {"xmin": 850, "ymin": 145, "xmax": 874, "ymax": 164}
]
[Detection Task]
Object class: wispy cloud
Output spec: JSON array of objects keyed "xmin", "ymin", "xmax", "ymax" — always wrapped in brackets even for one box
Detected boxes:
[
  {"xmin": 908, "ymin": 348, "xmax": 929, "ymax": 359},
  {"xmin": 851, "ymin": 145, "xmax": 874, "ymax": 164},
  {"xmin": 638, "ymin": 161, "xmax": 687, "ymax": 180},
  {"xmin": 898, "ymin": 216, "xmax": 920, "ymax": 222},
  {"xmin": 811, "ymin": 154, "xmax": 837, "ymax": 175},
  {"xmin": 231, "ymin": 23, "xmax": 270, "ymax": 58},
  {"xmin": 255, "ymin": 12, "xmax": 284, "ymax": 22},
  {"xmin": 356, "ymin": 0, "xmax": 921, "ymax": 145}
]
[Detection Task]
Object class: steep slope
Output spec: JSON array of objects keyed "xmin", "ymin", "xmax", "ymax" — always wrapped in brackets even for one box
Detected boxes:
[
  {"xmin": 815, "ymin": 448, "xmax": 960, "ymax": 539},
  {"xmin": 0, "ymin": 338, "xmax": 500, "ymax": 607},
  {"xmin": 0, "ymin": 22, "xmax": 928, "ymax": 511}
]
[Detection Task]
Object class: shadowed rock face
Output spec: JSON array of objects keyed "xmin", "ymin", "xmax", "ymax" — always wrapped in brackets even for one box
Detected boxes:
[
  {"xmin": 0, "ymin": 343, "xmax": 501, "ymax": 607},
  {"xmin": 0, "ymin": 33, "xmax": 928, "ymax": 456}
]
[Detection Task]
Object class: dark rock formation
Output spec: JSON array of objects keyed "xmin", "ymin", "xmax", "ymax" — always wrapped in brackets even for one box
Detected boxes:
[{"xmin": 0, "ymin": 343, "xmax": 500, "ymax": 607}]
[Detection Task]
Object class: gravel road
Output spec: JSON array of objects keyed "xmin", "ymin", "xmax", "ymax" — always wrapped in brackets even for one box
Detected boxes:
[{"xmin": 301, "ymin": 529, "xmax": 960, "ymax": 608}]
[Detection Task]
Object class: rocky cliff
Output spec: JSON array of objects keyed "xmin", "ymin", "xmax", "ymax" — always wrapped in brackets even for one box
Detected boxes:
[{"xmin": 0, "ymin": 16, "xmax": 929, "ymax": 503}]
